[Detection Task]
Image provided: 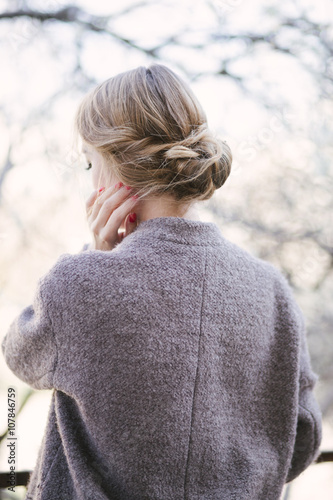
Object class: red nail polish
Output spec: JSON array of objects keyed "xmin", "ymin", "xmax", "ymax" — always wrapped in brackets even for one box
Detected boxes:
[
  {"xmin": 114, "ymin": 182, "xmax": 123, "ymax": 189},
  {"xmin": 99, "ymin": 187, "xmax": 105, "ymax": 193},
  {"xmin": 131, "ymin": 194, "xmax": 139, "ymax": 200},
  {"xmin": 125, "ymin": 185, "xmax": 132, "ymax": 190},
  {"xmin": 129, "ymin": 213, "xmax": 137, "ymax": 223}
]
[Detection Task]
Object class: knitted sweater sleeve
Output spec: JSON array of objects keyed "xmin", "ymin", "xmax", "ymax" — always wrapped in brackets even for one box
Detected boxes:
[
  {"xmin": 1, "ymin": 274, "xmax": 58, "ymax": 390},
  {"xmin": 285, "ymin": 294, "xmax": 322, "ymax": 482},
  {"xmin": 80, "ymin": 242, "xmax": 93, "ymax": 252}
]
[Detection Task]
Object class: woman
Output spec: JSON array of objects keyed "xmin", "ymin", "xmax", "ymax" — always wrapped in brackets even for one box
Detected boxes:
[{"xmin": 2, "ymin": 64, "xmax": 322, "ymax": 500}]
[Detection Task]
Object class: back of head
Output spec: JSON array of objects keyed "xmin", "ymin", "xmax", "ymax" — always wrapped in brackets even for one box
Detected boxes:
[{"xmin": 75, "ymin": 64, "xmax": 232, "ymax": 202}]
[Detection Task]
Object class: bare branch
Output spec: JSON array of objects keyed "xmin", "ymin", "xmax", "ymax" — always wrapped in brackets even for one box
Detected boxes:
[
  {"xmin": 0, "ymin": 5, "xmax": 161, "ymax": 58},
  {"xmin": 0, "ymin": 145, "xmax": 14, "ymax": 204}
]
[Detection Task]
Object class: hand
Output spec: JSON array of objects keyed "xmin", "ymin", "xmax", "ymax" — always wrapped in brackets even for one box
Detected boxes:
[{"xmin": 86, "ymin": 182, "xmax": 139, "ymax": 251}]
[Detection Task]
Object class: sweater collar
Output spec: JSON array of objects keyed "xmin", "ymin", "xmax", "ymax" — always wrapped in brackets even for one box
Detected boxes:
[{"xmin": 120, "ymin": 216, "xmax": 223, "ymax": 248}]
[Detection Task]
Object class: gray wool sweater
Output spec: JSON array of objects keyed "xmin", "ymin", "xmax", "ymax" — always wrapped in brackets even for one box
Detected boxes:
[{"xmin": 2, "ymin": 216, "xmax": 322, "ymax": 500}]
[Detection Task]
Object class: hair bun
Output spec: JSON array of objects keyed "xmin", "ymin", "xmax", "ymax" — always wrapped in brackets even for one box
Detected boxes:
[
  {"xmin": 164, "ymin": 145, "xmax": 200, "ymax": 160},
  {"xmin": 161, "ymin": 125, "xmax": 232, "ymax": 198}
]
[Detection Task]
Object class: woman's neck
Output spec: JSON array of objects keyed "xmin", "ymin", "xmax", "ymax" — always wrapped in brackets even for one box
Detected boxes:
[{"xmin": 134, "ymin": 196, "xmax": 201, "ymax": 225}]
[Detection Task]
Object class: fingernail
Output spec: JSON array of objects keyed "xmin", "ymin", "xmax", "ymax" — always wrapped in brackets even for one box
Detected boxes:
[
  {"xmin": 114, "ymin": 182, "xmax": 123, "ymax": 189},
  {"xmin": 98, "ymin": 187, "xmax": 105, "ymax": 193},
  {"xmin": 131, "ymin": 194, "xmax": 139, "ymax": 200},
  {"xmin": 129, "ymin": 213, "xmax": 137, "ymax": 223},
  {"xmin": 125, "ymin": 185, "xmax": 132, "ymax": 191}
]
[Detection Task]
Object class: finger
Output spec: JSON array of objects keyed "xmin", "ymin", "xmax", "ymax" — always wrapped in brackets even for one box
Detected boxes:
[
  {"xmin": 124, "ymin": 212, "xmax": 137, "ymax": 238},
  {"xmin": 89, "ymin": 184, "xmax": 123, "ymax": 223},
  {"xmin": 99, "ymin": 196, "xmax": 139, "ymax": 245},
  {"xmin": 87, "ymin": 186, "xmax": 110, "ymax": 221},
  {"xmin": 86, "ymin": 190, "xmax": 98, "ymax": 217},
  {"xmin": 96, "ymin": 182, "xmax": 123, "ymax": 207},
  {"xmin": 91, "ymin": 186, "xmax": 133, "ymax": 232},
  {"xmin": 117, "ymin": 229, "xmax": 126, "ymax": 245}
]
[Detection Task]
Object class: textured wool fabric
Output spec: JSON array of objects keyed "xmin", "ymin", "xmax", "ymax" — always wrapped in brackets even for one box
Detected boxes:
[{"xmin": 2, "ymin": 216, "xmax": 322, "ymax": 500}]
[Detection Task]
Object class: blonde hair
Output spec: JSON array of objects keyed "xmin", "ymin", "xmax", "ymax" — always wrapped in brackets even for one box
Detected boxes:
[{"xmin": 75, "ymin": 64, "xmax": 232, "ymax": 203}]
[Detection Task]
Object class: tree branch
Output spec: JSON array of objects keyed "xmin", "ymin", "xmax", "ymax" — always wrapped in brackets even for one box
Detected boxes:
[{"xmin": 0, "ymin": 5, "xmax": 161, "ymax": 58}]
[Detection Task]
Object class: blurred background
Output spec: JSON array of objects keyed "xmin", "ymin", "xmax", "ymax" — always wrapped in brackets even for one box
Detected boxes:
[{"xmin": 0, "ymin": 0, "xmax": 332, "ymax": 498}]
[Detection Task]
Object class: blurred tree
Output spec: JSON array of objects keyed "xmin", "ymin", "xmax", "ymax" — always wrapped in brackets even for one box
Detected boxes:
[{"xmin": 0, "ymin": 0, "xmax": 332, "ymax": 431}]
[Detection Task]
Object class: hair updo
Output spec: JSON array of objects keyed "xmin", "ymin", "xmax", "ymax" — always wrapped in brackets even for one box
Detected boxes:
[{"xmin": 75, "ymin": 64, "xmax": 232, "ymax": 203}]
